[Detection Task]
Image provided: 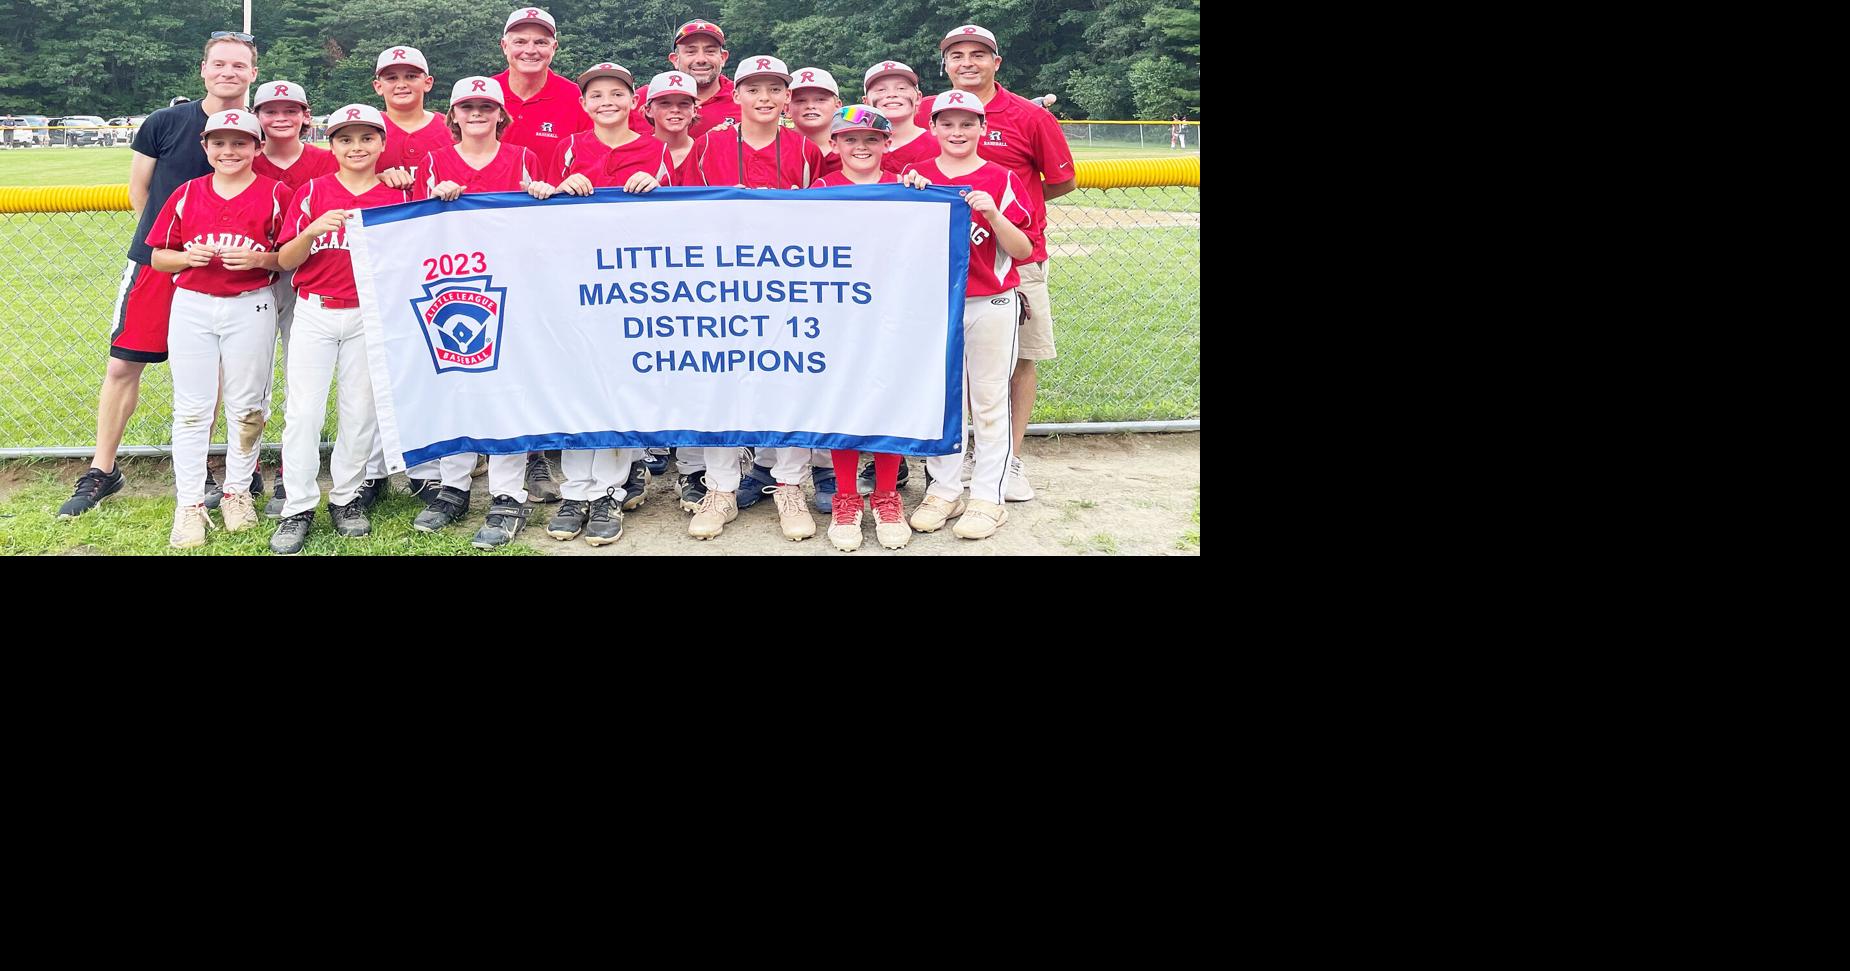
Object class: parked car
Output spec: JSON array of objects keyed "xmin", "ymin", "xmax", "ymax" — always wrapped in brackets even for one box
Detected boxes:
[
  {"xmin": 104, "ymin": 116, "xmax": 144, "ymax": 146},
  {"xmin": 6, "ymin": 114, "xmax": 50, "ymax": 147},
  {"xmin": 58, "ymin": 115, "xmax": 108, "ymax": 146}
]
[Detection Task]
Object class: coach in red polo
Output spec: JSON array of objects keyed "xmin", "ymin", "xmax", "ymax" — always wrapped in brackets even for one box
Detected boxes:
[
  {"xmin": 916, "ymin": 24, "xmax": 1076, "ymax": 502},
  {"xmin": 493, "ymin": 6, "xmax": 590, "ymax": 176},
  {"xmin": 627, "ymin": 18, "xmax": 739, "ymax": 140}
]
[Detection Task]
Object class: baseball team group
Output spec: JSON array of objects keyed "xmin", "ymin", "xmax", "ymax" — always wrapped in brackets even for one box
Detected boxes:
[{"xmin": 52, "ymin": 9, "xmax": 1080, "ymax": 554}]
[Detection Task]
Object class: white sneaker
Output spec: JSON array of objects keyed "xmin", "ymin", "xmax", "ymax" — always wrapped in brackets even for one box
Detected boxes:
[
  {"xmin": 688, "ymin": 489, "xmax": 738, "ymax": 540},
  {"xmin": 909, "ymin": 494, "xmax": 965, "ymax": 533},
  {"xmin": 953, "ymin": 498, "xmax": 1008, "ymax": 540},
  {"xmin": 960, "ymin": 449, "xmax": 975, "ymax": 486},
  {"xmin": 1004, "ymin": 455, "xmax": 1035, "ymax": 502},
  {"xmin": 169, "ymin": 504, "xmax": 214, "ymax": 549},
  {"xmin": 220, "ymin": 490, "xmax": 260, "ymax": 532},
  {"xmin": 774, "ymin": 483, "xmax": 816, "ymax": 541}
]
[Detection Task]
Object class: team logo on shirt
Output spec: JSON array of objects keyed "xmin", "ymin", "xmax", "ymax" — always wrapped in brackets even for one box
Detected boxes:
[
  {"xmin": 411, "ymin": 275, "xmax": 507, "ymax": 373},
  {"xmin": 986, "ymin": 130, "xmax": 1006, "ymax": 145},
  {"xmin": 541, "ymin": 122, "xmax": 554, "ymax": 134}
]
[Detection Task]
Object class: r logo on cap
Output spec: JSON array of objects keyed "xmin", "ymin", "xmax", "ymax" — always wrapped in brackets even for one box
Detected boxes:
[
  {"xmin": 800, "ymin": 70, "xmax": 814, "ymax": 82},
  {"xmin": 756, "ymin": 58, "xmax": 771, "ymax": 69},
  {"xmin": 947, "ymin": 93, "xmax": 965, "ymax": 104},
  {"xmin": 599, "ymin": 63, "xmax": 613, "ymax": 69},
  {"xmin": 472, "ymin": 80, "xmax": 487, "ymax": 91},
  {"xmin": 668, "ymin": 75, "xmax": 684, "ymax": 86},
  {"xmin": 526, "ymin": 8, "xmax": 539, "ymax": 18},
  {"xmin": 393, "ymin": 49, "xmax": 406, "ymax": 59},
  {"xmin": 274, "ymin": 84, "xmax": 289, "ymax": 96},
  {"xmin": 963, "ymin": 27, "xmax": 977, "ymax": 34},
  {"xmin": 883, "ymin": 62, "xmax": 896, "ymax": 70},
  {"xmin": 226, "ymin": 112, "xmax": 240, "ymax": 123},
  {"xmin": 346, "ymin": 108, "xmax": 361, "ymax": 120}
]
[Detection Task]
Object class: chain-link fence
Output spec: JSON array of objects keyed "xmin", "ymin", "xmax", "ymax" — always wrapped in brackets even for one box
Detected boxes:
[
  {"xmin": 1059, "ymin": 121, "xmax": 1199, "ymax": 153},
  {"xmin": 0, "ymin": 161, "xmax": 1198, "ymax": 455}
]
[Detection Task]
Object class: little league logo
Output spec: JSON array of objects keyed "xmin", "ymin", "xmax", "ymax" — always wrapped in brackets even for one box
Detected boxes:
[{"xmin": 411, "ymin": 275, "xmax": 507, "ymax": 373}]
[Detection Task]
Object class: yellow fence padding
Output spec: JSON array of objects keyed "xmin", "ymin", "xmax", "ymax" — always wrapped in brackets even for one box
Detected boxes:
[{"xmin": 0, "ymin": 185, "xmax": 133, "ymax": 213}]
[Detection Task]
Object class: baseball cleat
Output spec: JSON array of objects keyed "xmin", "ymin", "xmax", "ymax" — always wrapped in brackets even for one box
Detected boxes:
[
  {"xmin": 269, "ymin": 511, "xmax": 314, "ymax": 554},
  {"xmin": 857, "ymin": 457, "xmax": 910, "ymax": 495},
  {"xmin": 412, "ymin": 486, "xmax": 470, "ymax": 532},
  {"xmin": 58, "ymin": 467, "xmax": 124, "ymax": 518},
  {"xmin": 330, "ymin": 498, "xmax": 371, "ymax": 538},
  {"xmin": 735, "ymin": 461, "xmax": 777, "ymax": 510},
  {"xmin": 220, "ymin": 490, "xmax": 260, "ymax": 533},
  {"xmin": 264, "ymin": 476, "xmax": 288, "ymax": 517},
  {"xmin": 202, "ymin": 472, "xmax": 222, "ymax": 509},
  {"xmin": 169, "ymin": 503, "xmax": 214, "ymax": 549},
  {"xmin": 547, "ymin": 499, "xmax": 589, "ymax": 540},
  {"xmin": 643, "ymin": 448, "xmax": 671, "ymax": 477},
  {"xmin": 688, "ymin": 490, "xmax": 738, "ymax": 539},
  {"xmin": 406, "ymin": 477, "xmax": 441, "ymax": 504},
  {"xmin": 583, "ymin": 492, "xmax": 624, "ymax": 546},
  {"xmin": 952, "ymin": 498, "xmax": 1007, "ymax": 540},
  {"xmin": 774, "ymin": 483, "xmax": 815, "ymax": 540},
  {"xmin": 678, "ymin": 470, "xmax": 710, "ymax": 512},
  {"xmin": 471, "ymin": 495, "xmax": 528, "ymax": 549},
  {"xmin": 356, "ymin": 477, "xmax": 389, "ymax": 511},
  {"xmin": 908, "ymin": 494, "xmax": 965, "ymax": 533},
  {"xmin": 524, "ymin": 453, "xmax": 560, "ymax": 502},
  {"xmin": 810, "ymin": 463, "xmax": 838, "ymax": 513},
  {"xmin": 620, "ymin": 460, "xmax": 648, "ymax": 511},
  {"xmin": 827, "ymin": 491, "xmax": 863, "ymax": 551},
  {"xmin": 870, "ymin": 490, "xmax": 911, "ymax": 549}
]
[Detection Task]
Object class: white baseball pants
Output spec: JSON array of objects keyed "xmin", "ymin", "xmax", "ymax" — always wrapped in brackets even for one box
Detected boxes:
[
  {"xmin": 280, "ymin": 294, "xmax": 376, "ymax": 518},
  {"xmin": 169, "ymin": 286, "xmax": 277, "ymax": 507},
  {"xmin": 926, "ymin": 292, "xmax": 1019, "ymax": 507},
  {"xmin": 561, "ymin": 447, "xmax": 640, "ymax": 500}
]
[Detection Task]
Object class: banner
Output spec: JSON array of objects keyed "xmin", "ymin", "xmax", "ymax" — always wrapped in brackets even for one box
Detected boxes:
[{"xmin": 349, "ymin": 185, "xmax": 972, "ymax": 471}]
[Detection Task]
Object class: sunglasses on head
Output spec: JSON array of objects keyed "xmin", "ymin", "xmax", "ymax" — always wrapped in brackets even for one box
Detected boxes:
[{"xmin": 210, "ymin": 31, "xmax": 255, "ymax": 42}]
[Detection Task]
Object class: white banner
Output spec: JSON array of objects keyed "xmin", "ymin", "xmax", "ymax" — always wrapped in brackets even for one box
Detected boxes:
[{"xmin": 349, "ymin": 185, "xmax": 972, "ymax": 471}]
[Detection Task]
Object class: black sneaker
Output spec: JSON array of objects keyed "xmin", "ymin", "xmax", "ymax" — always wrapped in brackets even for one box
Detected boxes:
[
  {"xmin": 269, "ymin": 511, "xmax": 314, "ymax": 555},
  {"xmin": 620, "ymin": 460, "xmax": 648, "ymax": 511},
  {"xmin": 471, "ymin": 494, "xmax": 528, "ymax": 549},
  {"xmin": 678, "ymin": 470, "xmax": 709, "ymax": 513},
  {"xmin": 547, "ymin": 499, "xmax": 589, "ymax": 540},
  {"xmin": 643, "ymin": 449, "xmax": 671, "ymax": 476},
  {"xmin": 355, "ymin": 477, "xmax": 388, "ymax": 511},
  {"xmin": 203, "ymin": 472, "xmax": 222, "ymax": 509},
  {"xmin": 264, "ymin": 475, "xmax": 288, "ymax": 518},
  {"xmin": 250, "ymin": 468, "xmax": 266, "ymax": 500},
  {"xmin": 330, "ymin": 498, "xmax": 372, "ymax": 538},
  {"xmin": 412, "ymin": 486, "xmax": 470, "ymax": 532},
  {"xmin": 524, "ymin": 453, "xmax": 560, "ymax": 503},
  {"xmin": 584, "ymin": 491, "xmax": 624, "ymax": 546},
  {"xmin": 858, "ymin": 458, "xmax": 911, "ymax": 495},
  {"xmin": 57, "ymin": 466, "xmax": 125, "ymax": 518},
  {"xmin": 406, "ymin": 477, "xmax": 441, "ymax": 503}
]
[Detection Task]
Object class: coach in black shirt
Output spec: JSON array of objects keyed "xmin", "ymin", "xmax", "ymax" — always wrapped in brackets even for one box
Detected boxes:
[{"xmin": 58, "ymin": 34, "xmax": 259, "ymax": 518}]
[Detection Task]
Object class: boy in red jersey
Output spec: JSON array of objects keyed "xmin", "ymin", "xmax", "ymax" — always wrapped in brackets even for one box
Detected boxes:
[
  {"xmin": 268, "ymin": 105, "xmax": 410, "ymax": 554},
  {"xmin": 787, "ymin": 67, "xmax": 841, "ymax": 177},
  {"xmin": 146, "ymin": 109, "xmax": 291, "ymax": 548},
  {"xmin": 250, "ymin": 80, "xmax": 337, "ymax": 517},
  {"xmin": 899, "ymin": 92, "xmax": 1033, "ymax": 541},
  {"xmin": 862, "ymin": 60, "xmax": 935, "ymax": 176},
  {"xmin": 643, "ymin": 71, "xmax": 701, "ymax": 197},
  {"xmin": 688, "ymin": 55, "xmax": 827, "ymax": 542},
  {"xmin": 407, "ymin": 76, "xmax": 558, "ymax": 551},
  {"xmin": 544, "ymin": 61, "xmax": 671, "ymax": 548},
  {"xmin": 373, "ymin": 47, "xmax": 454, "ymax": 194}
]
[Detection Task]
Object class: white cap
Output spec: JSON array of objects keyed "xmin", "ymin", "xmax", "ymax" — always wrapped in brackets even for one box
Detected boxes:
[
  {"xmin": 576, "ymin": 62, "xmax": 634, "ymax": 90},
  {"xmin": 789, "ymin": 67, "xmax": 838, "ymax": 96},
  {"xmin": 646, "ymin": 72, "xmax": 699, "ymax": 103},
  {"xmin": 863, "ymin": 60, "xmax": 919, "ymax": 89},
  {"xmin": 505, "ymin": 6, "xmax": 557, "ymax": 33},
  {"xmin": 929, "ymin": 89, "xmax": 987, "ymax": 118},
  {"xmin": 734, "ymin": 55, "xmax": 791, "ymax": 84},
  {"xmin": 940, "ymin": 24, "xmax": 1000, "ymax": 54},
  {"xmin": 253, "ymin": 81, "xmax": 309, "ymax": 109},
  {"xmin": 202, "ymin": 109, "xmax": 264, "ymax": 140},
  {"xmin": 376, "ymin": 46, "xmax": 430, "ymax": 75},
  {"xmin": 326, "ymin": 104, "xmax": 387, "ymax": 135},
  {"xmin": 450, "ymin": 76, "xmax": 506, "ymax": 107}
]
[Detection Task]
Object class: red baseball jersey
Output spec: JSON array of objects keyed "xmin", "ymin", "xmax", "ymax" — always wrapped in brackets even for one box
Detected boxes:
[
  {"xmin": 555, "ymin": 131, "xmax": 673, "ymax": 187},
  {"xmin": 809, "ymin": 171, "xmax": 899, "ymax": 187},
  {"xmin": 665, "ymin": 142, "xmax": 700, "ymax": 189},
  {"xmin": 378, "ymin": 112, "xmax": 455, "ymax": 186},
  {"xmin": 694, "ymin": 126, "xmax": 826, "ymax": 189},
  {"xmin": 915, "ymin": 83, "xmax": 1075, "ymax": 263},
  {"xmin": 414, "ymin": 142, "xmax": 542, "ymax": 199},
  {"xmin": 493, "ymin": 68, "xmax": 591, "ymax": 174},
  {"xmin": 630, "ymin": 74, "xmax": 738, "ymax": 141},
  {"xmin": 817, "ymin": 149, "xmax": 843, "ymax": 179},
  {"xmin": 880, "ymin": 130, "xmax": 939, "ymax": 175},
  {"xmin": 284, "ymin": 176, "xmax": 410, "ymax": 301},
  {"xmin": 253, "ymin": 144, "xmax": 337, "ymax": 190},
  {"xmin": 900, "ymin": 159, "xmax": 1032, "ymax": 298},
  {"xmin": 146, "ymin": 175, "xmax": 291, "ymax": 295}
]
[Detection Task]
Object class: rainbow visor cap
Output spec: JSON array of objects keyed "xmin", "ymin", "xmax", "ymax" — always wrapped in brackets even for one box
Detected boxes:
[
  {"xmin": 929, "ymin": 90, "xmax": 987, "ymax": 118},
  {"xmin": 253, "ymin": 80, "xmax": 309, "ymax": 109},
  {"xmin": 735, "ymin": 55, "xmax": 791, "ymax": 85},
  {"xmin": 831, "ymin": 105, "xmax": 892, "ymax": 137},
  {"xmin": 864, "ymin": 60, "xmax": 919, "ymax": 89},
  {"xmin": 202, "ymin": 109, "xmax": 264, "ymax": 140},
  {"xmin": 505, "ymin": 6, "xmax": 556, "ymax": 33},
  {"xmin": 646, "ymin": 72, "xmax": 699, "ymax": 103},
  {"xmin": 376, "ymin": 46, "xmax": 430, "ymax": 75},
  {"xmin": 326, "ymin": 104, "xmax": 387, "ymax": 136},
  {"xmin": 450, "ymin": 76, "xmax": 507, "ymax": 108},
  {"xmin": 675, "ymin": 19, "xmax": 725, "ymax": 46},
  {"xmin": 577, "ymin": 62, "xmax": 634, "ymax": 90}
]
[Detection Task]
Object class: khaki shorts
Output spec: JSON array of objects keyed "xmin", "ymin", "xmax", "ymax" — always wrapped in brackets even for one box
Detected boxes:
[{"xmin": 1016, "ymin": 260, "xmax": 1056, "ymax": 361}]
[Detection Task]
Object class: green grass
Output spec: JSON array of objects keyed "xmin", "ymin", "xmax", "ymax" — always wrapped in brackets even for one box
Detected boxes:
[
  {"xmin": 0, "ymin": 458, "xmax": 531, "ymax": 555},
  {"xmin": 1067, "ymin": 144, "xmax": 1199, "ymax": 161},
  {"xmin": 0, "ymin": 146, "xmax": 138, "ymax": 186},
  {"xmin": 1176, "ymin": 489, "xmax": 1199, "ymax": 549},
  {"xmin": 0, "ymin": 151, "xmax": 1197, "ymax": 449}
]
